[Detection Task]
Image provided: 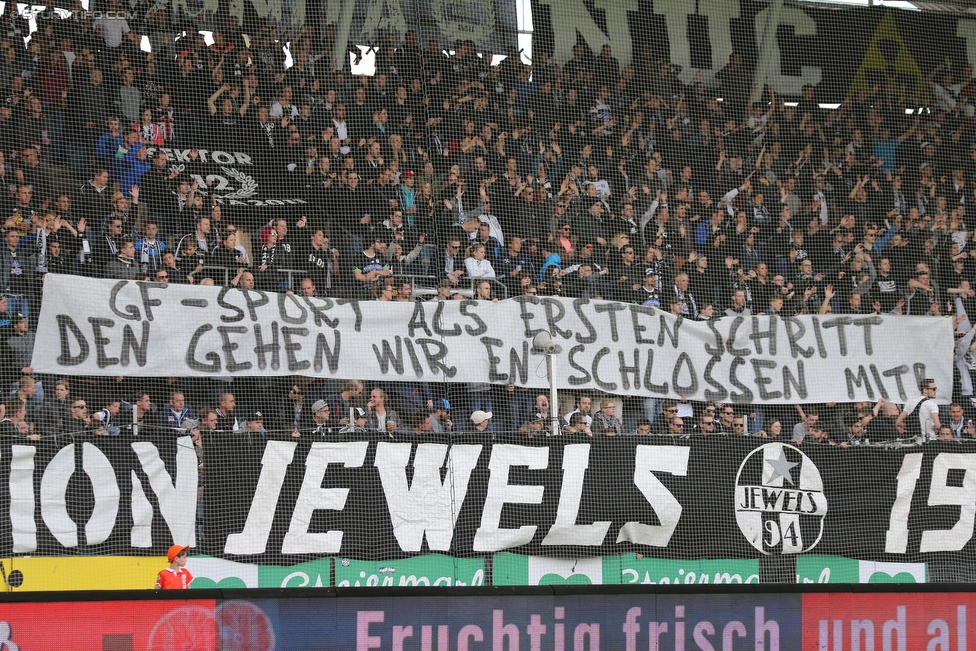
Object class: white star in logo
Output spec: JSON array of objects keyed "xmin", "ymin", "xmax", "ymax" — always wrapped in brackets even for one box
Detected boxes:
[{"xmin": 766, "ymin": 449, "xmax": 798, "ymax": 486}]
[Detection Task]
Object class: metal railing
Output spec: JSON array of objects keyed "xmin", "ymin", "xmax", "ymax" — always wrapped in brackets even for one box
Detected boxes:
[
  {"xmin": 405, "ymin": 275, "xmax": 509, "ymax": 300},
  {"xmin": 197, "ymin": 266, "xmax": 232, "ymax": 286},
  {"xmin": 198, "ymin": 266, "xmax": 510, "ymax": 301}
]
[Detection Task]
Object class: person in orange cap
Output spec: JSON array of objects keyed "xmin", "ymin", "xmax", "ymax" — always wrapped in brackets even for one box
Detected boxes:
[{"xmin": 155, "ymin": 544, "xmax": 193, "ymax": 589}]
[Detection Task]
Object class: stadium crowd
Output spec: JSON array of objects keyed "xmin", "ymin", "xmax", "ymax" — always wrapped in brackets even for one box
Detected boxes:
[{"xmin": 0, "ymin": 5, "xmax": 975, "ymax": 447}]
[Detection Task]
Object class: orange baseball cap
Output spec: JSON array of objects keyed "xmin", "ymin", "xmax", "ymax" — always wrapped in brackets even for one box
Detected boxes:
[{"xmin": 167, "ymin": 544, "xmax": 189, "ymax": 562}]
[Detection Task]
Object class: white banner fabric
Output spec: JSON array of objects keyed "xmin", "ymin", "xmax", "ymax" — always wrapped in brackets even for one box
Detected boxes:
[{"xmin": 31, "ymin": 275, "xmax": 954, "ymax": 404}]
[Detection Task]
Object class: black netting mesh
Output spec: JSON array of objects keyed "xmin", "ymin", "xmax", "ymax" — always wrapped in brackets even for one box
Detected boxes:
[{"xmin": 2, "ymin": 0, "xmax": 976, "ymax": 590}]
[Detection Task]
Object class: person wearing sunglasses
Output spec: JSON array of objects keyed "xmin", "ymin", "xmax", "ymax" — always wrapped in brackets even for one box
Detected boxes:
[
  {"xmin": 64, "ymin": 399, "xmax": 101, "ymax": 435},
  {"xmin": 718, "ymin": 405, "xmax": 737, "ymax": 434},
  {"xmin": 731, "ymin": 415, "xmax": 747, "ymax": 435},
  {"xmin": 695, "ymin": 413, "xmax": 717, "ymax": 436},
  {"xmin": 897, "ymin": 378, "xmax": 941, "ymax": 441},
  {"xmin": 667, "ymin": 417, "xmax": 687, "ymax": 438},
  {"xmin": 652, "ymin": 400, "xmax": 679, "ymax": 435}
]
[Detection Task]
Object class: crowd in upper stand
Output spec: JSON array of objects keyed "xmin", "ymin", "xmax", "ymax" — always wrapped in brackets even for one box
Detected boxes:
[{"xmin": 2, "ymin": 5, "xmax": 976, "ymax": 443}]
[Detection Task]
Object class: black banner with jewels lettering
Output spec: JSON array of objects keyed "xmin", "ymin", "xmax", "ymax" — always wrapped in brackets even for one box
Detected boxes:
[
  {"xmin": 203, "ymin": 435, "xmax": 976, "ymax": 565},
  {"xmin": 0, "ymin": 432, "xmax": 191, "ymax": 558},
  {"xmin": 3, "ymin": 432, "xmax": 976, "ymax": 570}
]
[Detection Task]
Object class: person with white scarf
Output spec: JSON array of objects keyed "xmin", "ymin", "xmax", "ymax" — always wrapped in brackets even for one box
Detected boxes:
[{"xmin": 135, "ymin": 221, "xmax": 167, "ymax": 274}]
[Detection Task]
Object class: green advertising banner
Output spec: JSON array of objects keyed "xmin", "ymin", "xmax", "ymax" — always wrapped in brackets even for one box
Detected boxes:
[
  {"xmin": 493, "ymin": 553, "xmax": 759, "ymax": 586},
  {"xmin": 493, "ymin": 554, "xmax": 926, "ymax": 585},
  {"xmin": 492, "ymin": 553, "xmax": 604, "ymax": 586},
  {"xmin": 187, "ymin": 556, "xmax": 331, "ymax": 589},
  {"xmin": 189, "ymin": 554, "xmax": 487, "ymax": 588},
  {"xmin": 796, "ymin": 555, "xmax": 926, "ymax": 584},
  {"xmin": 605, "ymin": 555, "xmax": 761, "ymax": 585},
  {"xmin": 186, "ymin": 553, "xmax": 924, "ymax": 588},
  {"xmin": 335, "ymin": 554, "xmax": 485, "ymax": 587}
]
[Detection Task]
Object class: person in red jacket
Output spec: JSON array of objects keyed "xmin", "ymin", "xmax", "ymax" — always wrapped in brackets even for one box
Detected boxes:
[{"xmin": 156, "ymin": 544, "xmax": 193, "ymax": 589}]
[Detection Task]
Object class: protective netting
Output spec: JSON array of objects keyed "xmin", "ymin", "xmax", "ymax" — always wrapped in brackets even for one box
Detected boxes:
[{"xmin": 2, "ymin": 0, "xmax": 976, "ymax": 590}]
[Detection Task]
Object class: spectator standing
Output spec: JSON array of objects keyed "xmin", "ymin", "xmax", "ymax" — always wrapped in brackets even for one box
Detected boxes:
[
  {"xmin": 592, "ymin": 399, "xmax": 622, "ymax": 436},
  {"xmin": 155, "ymin": 545, "xmax": 192, "ymax": 590}
]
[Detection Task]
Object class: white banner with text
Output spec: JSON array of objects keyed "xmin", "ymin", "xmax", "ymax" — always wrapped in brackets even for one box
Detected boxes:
[{"xmin": 31, "ymin": 275, "xmax": 954, "ymax": 404}]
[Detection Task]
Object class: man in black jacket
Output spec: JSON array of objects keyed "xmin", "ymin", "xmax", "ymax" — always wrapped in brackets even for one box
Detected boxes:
[
  {"xmin": 215, "ymin": 392, "xmax": 239, "ymax": 432},
  {"xmin": 304, "ymin": 399, "xmax": 338, "ymax": 437},
  {"xmin": 77, "ymin": 170, "xmax": 112, "ymax": 225},
  {"xmin": 91, "ymin": 218, "xmax": 123, "ymax": 276}
]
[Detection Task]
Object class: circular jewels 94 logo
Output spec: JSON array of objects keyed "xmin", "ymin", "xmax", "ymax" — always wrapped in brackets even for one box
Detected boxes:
[{"xmin": 734, "ymin": 442, "xmax": 827, "ymax": 555}]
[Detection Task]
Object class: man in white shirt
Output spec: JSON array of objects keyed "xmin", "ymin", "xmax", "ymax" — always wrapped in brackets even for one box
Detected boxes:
[
  {"xmin": 473, "ymin": 185, "xmax": 504, "ymax": 246},
  {"xmin": 270, "ymin": 85, "xmax": 299, "ymax": 121},
  {"xmin": 332, "ymin": 103, "xmax": 351, "ymax": 154},
  {"xmin": 897, "ymin": 379, "xmax": 941, "ymax": 441},
  {"xmin": 791, "ymin": 408, "xmax": 820, "ymax": 443},
  {"xmin": 96, "ymin": 1, "xmax": 130, "ymax": 49},
  {"xmin": 916, "ymin": 379, "xmax": 941, "ymax": 441}
]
